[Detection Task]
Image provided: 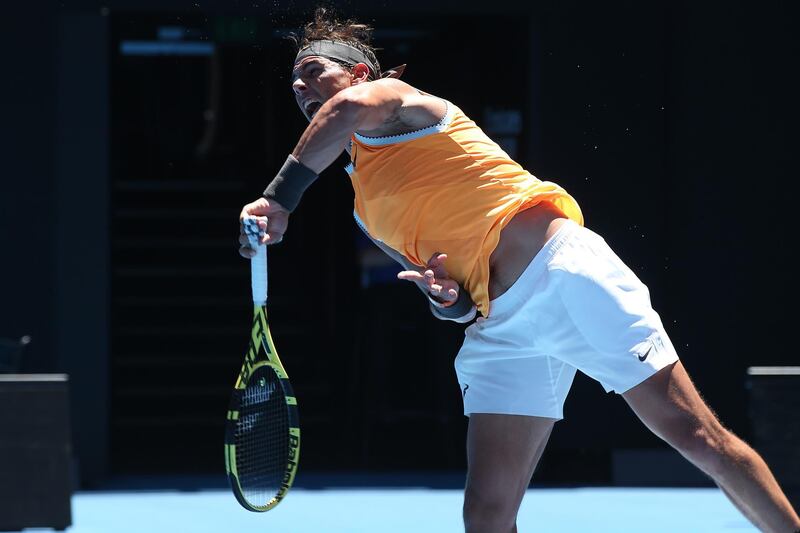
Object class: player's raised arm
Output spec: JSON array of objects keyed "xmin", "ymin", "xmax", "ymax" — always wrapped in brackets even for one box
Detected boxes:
[
  {"xmin": 265, "ymin": 69, "xmax": 403, "ymax": 213},
  {"xmin": 289, "ymin": 74, "xmax": 403, "ymax": 174},
  {"xmin": 239, "ymin": 60, "xmax": 404, "ymax": 254}
]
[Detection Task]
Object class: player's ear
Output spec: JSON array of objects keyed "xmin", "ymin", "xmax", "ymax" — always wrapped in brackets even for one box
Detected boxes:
[{"xmin": 351, "ymin": 62, "xmax": 371, "ymax": 83}]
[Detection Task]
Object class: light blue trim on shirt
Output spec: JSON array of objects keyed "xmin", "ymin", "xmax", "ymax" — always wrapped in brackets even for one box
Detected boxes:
[{"xmin": 353, "ymin": 211, "xmax": 373, "ymax": 239}]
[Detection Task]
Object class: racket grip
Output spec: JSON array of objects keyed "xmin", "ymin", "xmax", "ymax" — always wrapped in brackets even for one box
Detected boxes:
[
  {"xmin": 243, "ymin": 218, "xmax": 268, "ymax": 305},
  {"xmin": 251, "ymin": 244, "xmax": 267, "ymax": 305}
]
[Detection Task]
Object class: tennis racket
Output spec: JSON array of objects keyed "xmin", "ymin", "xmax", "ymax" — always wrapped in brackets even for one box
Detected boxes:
[{"xmin": 224, "ymin": 217, "xmax": 300, "ymax": 512}]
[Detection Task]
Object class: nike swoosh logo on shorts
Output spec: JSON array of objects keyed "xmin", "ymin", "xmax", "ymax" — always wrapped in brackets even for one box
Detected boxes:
[{"xmin": 638, "ymin": 346, "xmax": 653, "ymax": 362}]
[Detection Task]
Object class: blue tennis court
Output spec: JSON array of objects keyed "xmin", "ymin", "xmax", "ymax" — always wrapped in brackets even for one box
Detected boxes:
[{"xmin": 8, "ymin": 479, "xmax": 755, "ymax": 533}]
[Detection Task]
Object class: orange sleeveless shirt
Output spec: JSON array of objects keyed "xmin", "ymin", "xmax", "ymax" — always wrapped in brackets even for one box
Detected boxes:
[{"xmin": 346, "ymin": 101, "xmax": 583, "ymax": 317}]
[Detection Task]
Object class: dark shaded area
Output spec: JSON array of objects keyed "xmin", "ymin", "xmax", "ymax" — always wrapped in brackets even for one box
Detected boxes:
[
  {"xmin": 748, "ymin": 370, "xmax": 800, "ymax": 501},
  {"xmin": 1, "ymin": 0, "xmax": 795, "ymax": 488},
  {"xmin": 0, "ymin": 376, "xmax": 73, "ymax": 530}
]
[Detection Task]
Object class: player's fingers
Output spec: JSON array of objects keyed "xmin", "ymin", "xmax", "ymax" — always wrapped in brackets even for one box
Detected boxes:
[
  {"xmin": 239, "ymin": 205, "xmax": 257, "ymax": 224},
  {"xmin": 238, "ymin": 226, "xmax": 256, "ymax": 257},
  {"xmin": 443, "ymin": 287, "xmax": 458, "ymax": 301},
  {"xmin": 242, "ymin": 215, "xmax": 268, "ymax": 228},
  {"xmin": 422, "ymin": 271, "xmax": 437, "ymax": 290},
  {"xmin": 427, "ymin": 252, "xmax": 447, "ymax": 267},
  {"xmin": 398, "ymin": 272, "xmax": 428, "ymax": 291},
  {"xmin": 431, "ymin": 284, "xmax": 457, "ymax": 298},
  {"xmin": 397, "ymin": 270, "xmax": 424, "ymax": 282},
  {"xmin": 430, "ymin": 288, "xmax": 458, "ymax": 303},
  {"xmin": 427, "ymin": 255, "xmax": 451, "ymax": 280},
  {"xmin": 430, "ymin": 286, "xmax": 447, "ymax": 299},
  {"xmin": 264, "ymin": 232, "xmax": 283, "ymax": 245}
]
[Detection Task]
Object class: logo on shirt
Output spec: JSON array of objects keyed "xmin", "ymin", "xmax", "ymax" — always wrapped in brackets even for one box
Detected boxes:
[{"xmin": 462, "ymin": 384, "xmax": 469, "ymax": 397}]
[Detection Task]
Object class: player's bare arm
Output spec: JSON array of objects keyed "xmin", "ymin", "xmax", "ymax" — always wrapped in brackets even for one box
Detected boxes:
[
  {"xmin": 291, "ymin": 64, "xmax": 446, "ymax": 172},
  {"xmin": 239, "ymin": 65, "xmax": 445, "ymax": 255}
]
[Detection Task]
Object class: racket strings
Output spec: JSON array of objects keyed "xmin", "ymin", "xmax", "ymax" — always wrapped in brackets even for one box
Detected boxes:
[{"xmin": 235, "ymin": 366, "xmax": 289, "ymax": 506}]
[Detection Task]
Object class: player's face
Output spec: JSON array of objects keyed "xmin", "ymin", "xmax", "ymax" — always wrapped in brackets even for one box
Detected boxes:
[{"xmin": 291, "ymin": 56, "xmax": 353, "ymax": 121}]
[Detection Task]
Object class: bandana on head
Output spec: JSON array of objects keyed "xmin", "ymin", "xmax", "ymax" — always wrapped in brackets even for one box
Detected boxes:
[{"xmin": 294, "ymin": 40, "xmax": 406, "ymax": 79}]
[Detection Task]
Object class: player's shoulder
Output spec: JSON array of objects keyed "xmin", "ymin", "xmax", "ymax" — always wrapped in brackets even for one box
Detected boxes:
[
  {"xmin": 371, "ymin": 78, "xmax": 446, "ymax": 109},
  {"xmin": 371, "ymin": 77, "xmax": 413, "ymax": 91},
  {"xmin": 366, "ymin": 78, "xmax": 416, "ymax": 100},
  {"xmin": 370, "ymin": 78, "xmax": 436, "ymax": 99}
]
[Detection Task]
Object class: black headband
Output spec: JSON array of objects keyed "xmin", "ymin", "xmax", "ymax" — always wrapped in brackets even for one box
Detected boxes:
[{"xmin": 295, "ymin": 40, "xmax": 380, "ymax": 78}]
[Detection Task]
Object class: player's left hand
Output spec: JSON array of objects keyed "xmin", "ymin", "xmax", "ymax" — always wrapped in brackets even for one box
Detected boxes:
[{"xmin": 397, "ymin": 253, "xmax": 459, "ymax": 306}]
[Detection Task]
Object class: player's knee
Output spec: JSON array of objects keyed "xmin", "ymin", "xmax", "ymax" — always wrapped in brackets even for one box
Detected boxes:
[{"xmin": 463, "ymin": 485, "xmax": 517, "ymax": 533}]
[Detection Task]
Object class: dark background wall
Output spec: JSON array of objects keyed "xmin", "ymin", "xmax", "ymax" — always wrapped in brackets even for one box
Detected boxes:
[{"xmin": 1, "ymin": 0, "xmax": 795, "ymax": 487}]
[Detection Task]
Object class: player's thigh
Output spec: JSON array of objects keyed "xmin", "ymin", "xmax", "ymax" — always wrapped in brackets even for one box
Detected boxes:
[
  {"xmin": 622, "ymin": 360, "xmax": 725, "ymax": 449},
  {"xmin": 465, "ymin": 413, "xmax": 555, "ymax": 506}
]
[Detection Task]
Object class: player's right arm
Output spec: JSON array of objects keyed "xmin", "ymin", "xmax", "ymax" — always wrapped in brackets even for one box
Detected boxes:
[
  {"xmin": 288, "ymin": 79, "xmax": 405, "ymax": 175},
  {"xmin": 238, "ymin": 79, "xmax": 410, "ymax": 253}
]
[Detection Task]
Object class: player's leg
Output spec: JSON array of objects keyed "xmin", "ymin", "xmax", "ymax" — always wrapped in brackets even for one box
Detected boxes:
[
  {"xmin": 463, "ymin": 413, "xmax": 555, "ymax": 533},
  {"xmin": 545, "ymin": 222, "xmax": 798, "ymax": 531},
  {"xmin": 456, "ymin": 351, "xmax": 575, "ymax": 533},
  {"xmin": 456, "ymin": 345, "xmax": 575, "ymax": 533},
  {"xmin": 454, "ymin": 220, "xmax": 582, "ymax": 532},
  {"xmin": 623, "ymin": 360, "xmax": 800, "ymax": 533}
]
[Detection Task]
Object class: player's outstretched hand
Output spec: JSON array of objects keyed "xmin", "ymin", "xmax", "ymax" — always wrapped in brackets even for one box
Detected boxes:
[
  {"xmin": 238, "ymin": 197, "xmax": 290, "ymax": 257},
  {"xmin": 397, "ymin": 253, "xmax": 459, "ymax": 306}
]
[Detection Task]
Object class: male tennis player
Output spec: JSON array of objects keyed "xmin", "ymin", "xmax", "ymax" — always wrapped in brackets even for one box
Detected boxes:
[{"xmin": 238, "ymin": 8, "xmax": 800, "ymax": 533}]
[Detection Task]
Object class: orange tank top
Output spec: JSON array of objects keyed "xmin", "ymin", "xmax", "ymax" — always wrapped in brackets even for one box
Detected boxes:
[{"xmin": 346, "ymin": 100, "xmax": 583, "ymax": 317}]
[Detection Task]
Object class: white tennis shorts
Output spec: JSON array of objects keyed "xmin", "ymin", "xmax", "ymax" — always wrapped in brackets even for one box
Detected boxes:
[{"xmin": 455, "ymin": 219, "xmax": 679, "ymax": 419}]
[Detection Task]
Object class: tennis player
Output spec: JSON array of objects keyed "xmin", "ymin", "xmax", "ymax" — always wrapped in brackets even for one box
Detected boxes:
[{"xmin": 237, "ymin": 8, "xmax": 800, "ymax": 533}]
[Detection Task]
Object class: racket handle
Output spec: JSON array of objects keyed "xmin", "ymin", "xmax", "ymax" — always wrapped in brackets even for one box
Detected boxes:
[{"xmin": 243, "ymin": 218, "xmax": 268, "ymax": 305}]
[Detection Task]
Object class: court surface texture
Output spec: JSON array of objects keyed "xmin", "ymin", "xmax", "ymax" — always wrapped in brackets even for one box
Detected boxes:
[{"xmin": 5, "ymin": 476, "xmax": 758, "ymax": 533}]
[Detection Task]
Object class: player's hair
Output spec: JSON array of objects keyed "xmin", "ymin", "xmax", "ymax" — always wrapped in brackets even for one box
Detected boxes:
[{"xmin": 292, "ymin": 6, "xmax": 382, "ymax": 79}]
